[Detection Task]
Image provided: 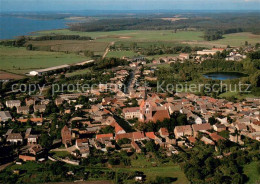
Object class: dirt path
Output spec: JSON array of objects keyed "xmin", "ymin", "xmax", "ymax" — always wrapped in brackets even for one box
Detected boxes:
[
  {"xmin": 102, "ymin": 41, "xmax": 115, "ymax": 59},
  {"xmin": 0, "ymin": 162, "xmax": 13, "ymax": 171}
]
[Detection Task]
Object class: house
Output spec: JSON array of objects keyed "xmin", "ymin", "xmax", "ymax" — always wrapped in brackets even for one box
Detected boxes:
[
  {"xmin": 19, "ymin": 155, "xmax": 36, "ymax": 162},
  {"xmin": 55, "ymin": 98, "xmax": 64, "ymax": 106},
  {"xmin": 192, "ymin": 123, "xmax": 212, "ymax": 137},
  {"xmin": 96, "ymin": 133, "xmax": 114, "ymax": 144},
  {"xmin": 179, "ymin": 53, "xmax": 190, "ymax": 60},
  {"xmin": 112, "ymin": 122, "xmax": 126, "ymax": 135},
  {"xmin": 209, "ymin": 132, "xmax": 225, "ymax": 142},
  {"xmin": 174, "ymin": 125, "xmax": 192, "ymax": 138},
  {"xmin": 61, "ymin": 125, "xmax": 72, "ymax": 147},
  {"xmin": 75, "ymin": 139, "xmax": 90, "ymax": 157},
  {"xmin": 34, "ymin": 105, "xmax": 46, "ymax": 113},
  {"xmin": 29, "ymin": 144, "xmax": 43, "ymax": 155},
  {"xmin": 0, "ymin": 111, "xmax": 12, "ymax": 122},
  {"xmin": 235, "ymin": 123, "xmax": 247, "ymax": 132},
  {"xmin": 201, "ymin": 136, "xmax": 215, "ymax": 145},
  {"xmin": 27, "ymin": 135, "xmax": 38, "ymax": 145},
  {"xmin": 115, "ymin": 132, "xmax": 145, "ymax": 142},
  {"xmin": 7, "ymin": 133, "xmax": 23, "ymax": 144},
  {"xmin": 251, "ymin": 121, "xmax": 260, "ymax": 132},
  {"xmin": 145, "ymin": 132, "xmax": 156, "ymax": 139},
  {"xmin": 159, "ymin": 128, "xmax": 169, "ymax": 138},
  {"xmin": 25, "ymin": 98, "xmax": 36, "ymax": 106},
  {"xmin": 132, "ymin": 132, "xmax": 146, "ymax": 141},
  {"xmin": 197, "ymin": 50, "xmax": 218, "ymax": 55},
  {"xmin": 122, "ymin": 107, "xmax": 140, "ymax": 119},
  {"xmin": 17, "ymin": 106, "xmax": 30, "ymax": 114},
  {"xmin": 213, "ymin": 124, "xmax": 226, "ymax": 132},
  {"xmin": 6, "ymin": 100, "xmax": 21, "ymax": 108}
]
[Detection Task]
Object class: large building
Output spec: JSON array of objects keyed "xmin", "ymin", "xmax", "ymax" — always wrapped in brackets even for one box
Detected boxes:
[
  {"xmin": 29, "ymin": 64, "xmax": 70, "ymax": 76},
  {"xmin": 197, "ymin": 50, "xmax": 218, "ymax": 55},
  {"xmin": 122, "ymin": 97, "xmax": 170, "ymax": 123},
  {"xmin": 6, "ymin": 100, "xmax": 21, "ymax": 108}
]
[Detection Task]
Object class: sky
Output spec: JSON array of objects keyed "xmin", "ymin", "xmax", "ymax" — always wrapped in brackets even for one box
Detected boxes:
[{"xmin": 1, "ymin": 0, "xmax": 260, "ymax": 12}]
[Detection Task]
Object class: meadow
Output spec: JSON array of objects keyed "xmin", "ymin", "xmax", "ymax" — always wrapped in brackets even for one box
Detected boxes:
[
  {"xmin": 35, "ymin": 29, "xmax": 260, "ymax": 47},
  {"xmin": 26, "ymin": 40, "xmax": 110, "ymax": 55},
  {"xmin": 0, "ymin": 46, "xmax": 87, "ymax": 74}
]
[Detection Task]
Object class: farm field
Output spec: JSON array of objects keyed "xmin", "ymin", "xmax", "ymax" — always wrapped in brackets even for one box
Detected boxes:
[
  {"xmin": 35, "ymin": 29, "xmax": 260, "ymax": 47},
  {"xmin": 0, "ymin": 70, "xmax": 25, "ymax": 80},
  {"xmin": 26, "ymin": 40, "xmax": 110, "ymax": 55},
  {"xmin": 0, "ymin": 46, "xmax": 87, "ymax": 74},
  {"xmin": 35, "ymin": 29, "xmax": 203, "ymax": 42}
]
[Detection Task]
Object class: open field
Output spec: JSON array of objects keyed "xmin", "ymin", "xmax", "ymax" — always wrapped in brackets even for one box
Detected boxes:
[
  {"xmin": 0, "ymin": 70, "xmax": 25, "ymax": 80},
  {"xmin": 26, "ymin": 40, "xmax": 110, "ymax": 55},
  {"xmin": 0, "ymin": 46, "xmax": 86, "ymax": 74},
  {"xmin": 66, "ymin": 68, "xmax": 91, "ymax": 77},
  {"xmin": 35, "ymin": 29, "xmax": 260, "ymax": 47},
  {"xmin": 35, "ymin": 29, "xmax": 204, "ymax": 43},
  {"xmin": 106, "ymin": 50, "xmax": 137, "ymax": 58},
  {"xmin": 243, "ymin": 161, "xmax": 260, "ymax": 184}
]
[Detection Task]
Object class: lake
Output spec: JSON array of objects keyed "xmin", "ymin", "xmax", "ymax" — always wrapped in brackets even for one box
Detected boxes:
[
  {"xmin": 0, "ymin": 16, "xmax": 71, "ymax": 40},
  {"xmin": 203, "ymin": 72, "xmax": 248, "ymax": 80}
]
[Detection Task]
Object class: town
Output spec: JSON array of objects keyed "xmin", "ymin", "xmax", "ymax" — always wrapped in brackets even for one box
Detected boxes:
[
  {"xmin": 1, "ymin": 4, "xmax": 260, "ymax": 183},
  {"xmin": 0, "ymin": 42, "xmax": 260, "ymax": 183}
]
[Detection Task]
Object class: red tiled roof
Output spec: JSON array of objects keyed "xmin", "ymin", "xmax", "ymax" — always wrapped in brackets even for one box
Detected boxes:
[
  {"xmin": 132, "ymin": 132, "xmax": 145, "ymax": 140},
  {"xmin": 188, "ymin": 136, "xmax": 196, "ymax": 143},
  {"xmin": 115, "ymin": 133, "xmax": 133, "ymax": 141},
  {"xmin": 209, "ymin": 132, "xmax": 225, "ymax": 142},
  {"xmin": 123, "ymin": 107, "xmax": 140, "ymax": 113},
  {"xmin": 192, "ymin": 123, "xmax": 211, "ymax": 132},
  {"xmin": 159, "ymin": 128, "xmax": 169, "ymax": 136},
  {"xmin": 145, "ymin": 132, "xmax": 156, "ymax": 139},
  {"xmin": 152, "ymin": 110, "xmax": 170, "ymax": 122},
  {"xmin": 96, "ymin": 133, "xmax": 113, "ymax": 139}
]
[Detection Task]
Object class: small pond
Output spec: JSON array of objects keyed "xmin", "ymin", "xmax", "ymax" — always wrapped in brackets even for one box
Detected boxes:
[{"xmin": 203, "ymin": 72, "xmax": 248, "ymax": 80}]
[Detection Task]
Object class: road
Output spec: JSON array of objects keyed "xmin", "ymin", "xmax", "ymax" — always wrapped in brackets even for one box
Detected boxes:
[{"xmin": 102, "ymin": 41, "xmax": 115, "ymax": 59}]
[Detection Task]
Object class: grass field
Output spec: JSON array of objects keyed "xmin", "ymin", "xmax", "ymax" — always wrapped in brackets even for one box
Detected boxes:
[
  {"xmin": 35, "ymin": 29, "xmax": 260, "ymax": 47},
  {"xmin": 27, "ymin": 40, "xmax": 110, "ymax": 55},
  {"xmin": 243, "ymin": 161, "xmax": 260, "ymax": 184},
  {"xmin": 0, "ymin": 46, "xmax": 87, "ymax": 74},
  {"xmin": 66, "ymin": 68, "xmax": 91, "ymax": 77},
  {"xmin": 106, "ymin": 50, "xmax": 137, "ymax": 58}
]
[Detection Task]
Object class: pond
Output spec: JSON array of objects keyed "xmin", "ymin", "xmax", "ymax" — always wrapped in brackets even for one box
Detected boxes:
[{"xmin": 203, "ymin": 72, "xmax": 248, "ymax": 80}]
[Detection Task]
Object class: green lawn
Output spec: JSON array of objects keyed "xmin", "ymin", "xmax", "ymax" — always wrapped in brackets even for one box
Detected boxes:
[
  {"xmin": 0, "ymin": 46, "xmax": 86, "ymax": 74},
  {"xmin": 244, "ymin": 161, "xmax": 260, "ymax": 184},
  {"xmin": 50, "ymin": 151, "xmax": 71, "ymax": 158},
  {"xmin": 106, "ymin": 50, "xmax": 137, "ymax": 58}
]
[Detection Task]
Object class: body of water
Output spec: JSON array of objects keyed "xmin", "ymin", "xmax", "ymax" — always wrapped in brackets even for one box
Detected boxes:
[
  {"xmin": 203, "ymin": 72, "xmax": 247, "ymax": 80},
  {"xmin": 0, "ymin": 16, "xmax": 71, "ymax": 40}
]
